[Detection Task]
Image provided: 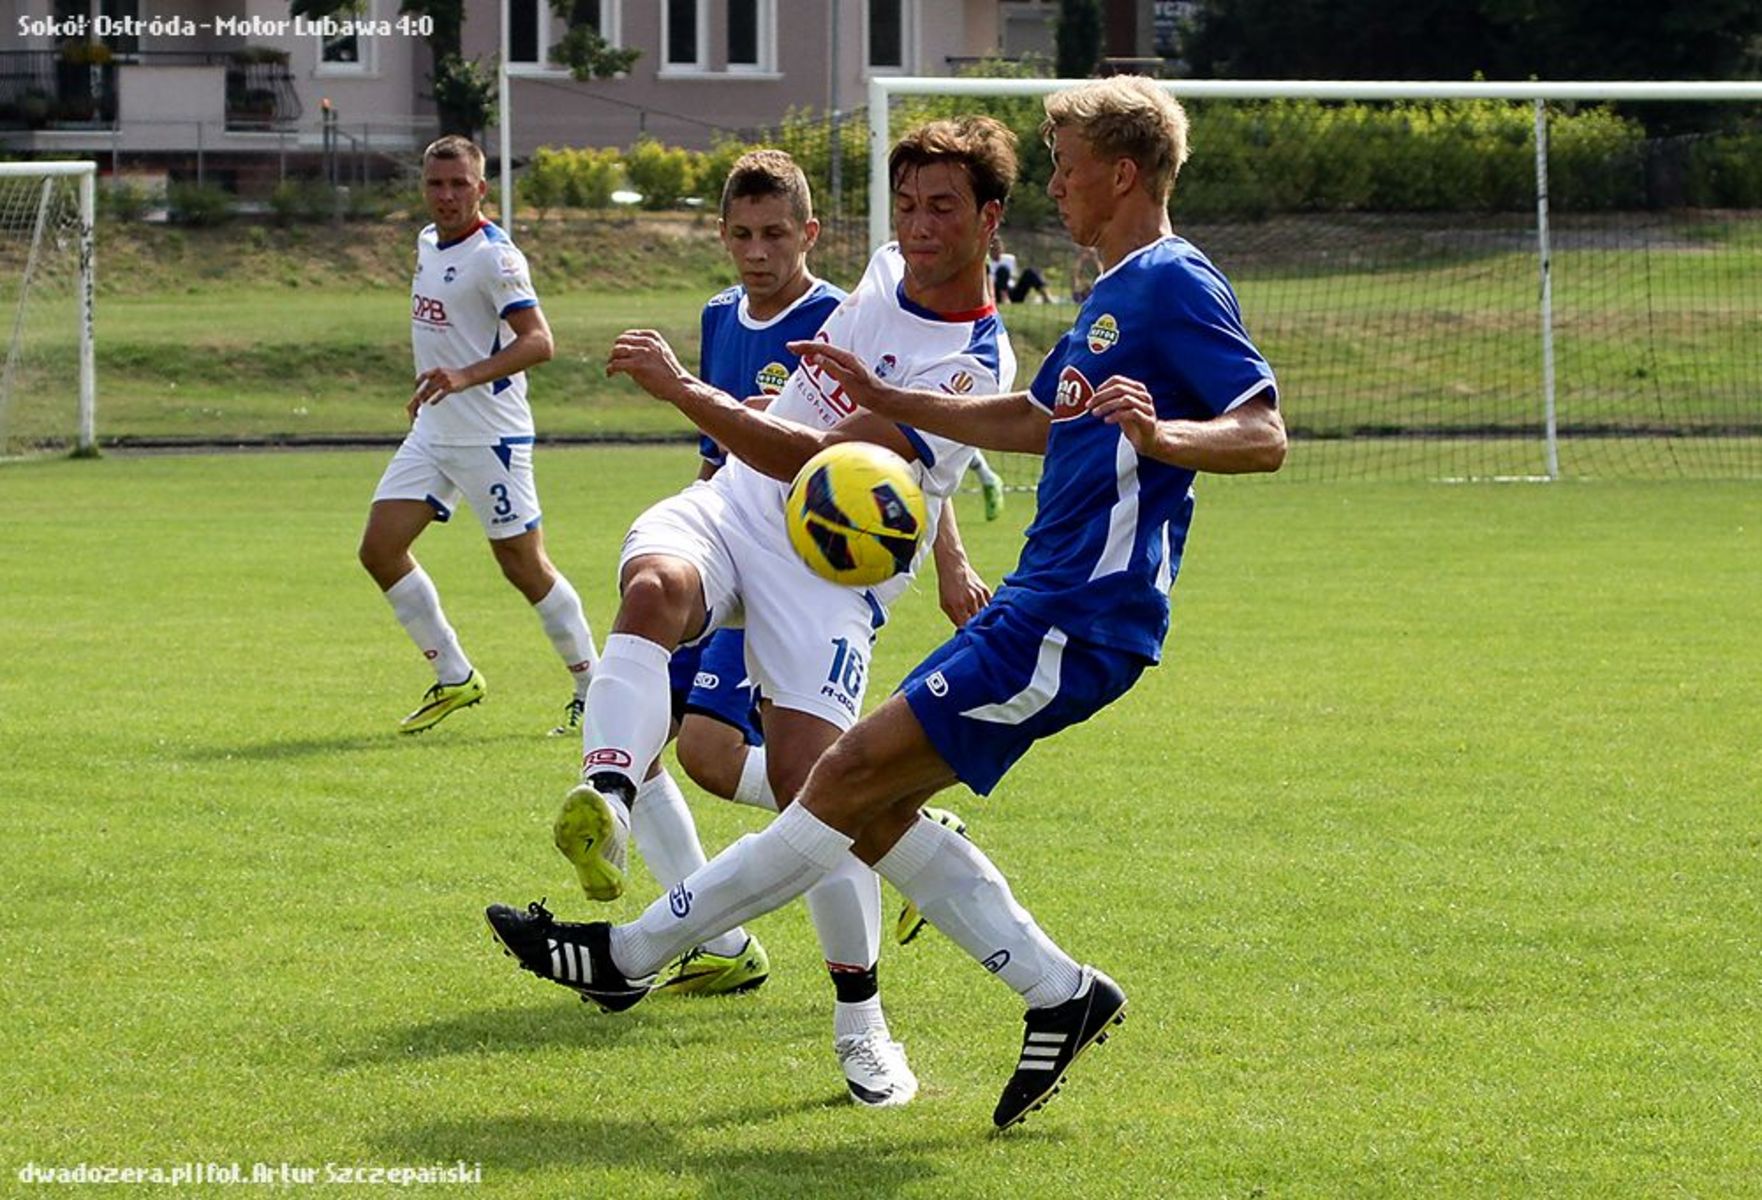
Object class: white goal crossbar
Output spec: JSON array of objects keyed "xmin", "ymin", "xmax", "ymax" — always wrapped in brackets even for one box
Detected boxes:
[{"xmin": 0, "ymin": 161, "xmax": 96, "ymax": 454}]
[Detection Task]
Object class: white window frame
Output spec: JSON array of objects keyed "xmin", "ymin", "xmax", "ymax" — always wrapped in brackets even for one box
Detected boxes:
[
  {"xmin": 315, "ymin": 0, "xmax": 377, "ymax": 77},
  {"xmin": 863, "ymin": 0, "xmax": 917, "ymax": 78},
  {"xmin": 724, "ymin": 0, "xmax": 777, "ymax": 75},
  {"xmin": 658, "ymin": 0, "xmax": 710, "ymax": 76},
  {"xmin": 505, "ymin": 0, "xmax": 623, "ymax": 77}
]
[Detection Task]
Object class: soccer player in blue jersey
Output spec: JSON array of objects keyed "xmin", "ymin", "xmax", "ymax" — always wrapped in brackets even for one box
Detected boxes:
[
  {"xmin": 484, "ymin": 78, "xmax": 1286, "ymax": 1128},
  {"xmin": 358, "ymin": 136, "xmax": 598, "ymax": 735}
]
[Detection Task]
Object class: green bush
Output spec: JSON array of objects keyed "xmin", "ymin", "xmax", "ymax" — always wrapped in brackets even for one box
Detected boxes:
[
  {"xmin": 623, "ymin": 138, "xmax": 693, "ymax": 210},
  {"xmin": 167, "ymin": 181, "xmax": 234, "ymax": 227},
  {"xmin": 101, "ymin": 180, "xmax": 151, "ymax": 223},
  {"xmin": 267, "ymin": 180, "xmax": 335, "ymax": 225},
  {"xmin": 520, "ymin": 146, "xmax": 572, "ymax": 217},
  {"xmin": 568, "ymin": 146, "xmax": 623, "ymax": 209}
]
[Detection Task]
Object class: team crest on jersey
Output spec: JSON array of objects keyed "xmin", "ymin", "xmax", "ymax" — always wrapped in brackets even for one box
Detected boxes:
[
  {"xmin": 443, "ymin": 265, "xmax": 458, "ymax": 283},
  {"xmin": 497, "ymin": 250, "xmax": 524, "ymax": 278},
  {"xmin": 874, "ymin": 354, "xmax": 898, "ymax": 380},
  {"xmin": 943, "ymin": 370, "xmax": 975, "ymax": 394},
  {"xmin": 1052, "ymin": 365, "xmax": 1094, "ymax": 421},
  {"xmin": 755, "ymin": 362, "xmax": 790, "ymax": 393},
  {"xmin": 1086, "ymin": 313, "xmax": 1120, "ymax": 354}
]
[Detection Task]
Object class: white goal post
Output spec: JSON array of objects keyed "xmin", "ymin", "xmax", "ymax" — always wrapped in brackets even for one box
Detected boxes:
[
  {"xmin": 0, "ymin": 160, "xmax": 96, "ymax": 456},
  {"xmin": 866, "ymin": 79, "xmax": 1762, "ymax": 482}
]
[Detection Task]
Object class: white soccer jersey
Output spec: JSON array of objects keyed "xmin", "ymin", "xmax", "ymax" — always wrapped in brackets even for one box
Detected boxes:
[
  {"xmin": 715, "ymin": 242, "xmax": 1017, "ymax": 593},
  {"xmin": 408, "ymin": 219, "xmax": 540, "ymax": 446}
]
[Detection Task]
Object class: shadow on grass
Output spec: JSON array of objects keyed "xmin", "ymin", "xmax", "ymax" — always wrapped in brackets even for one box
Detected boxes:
[
  {"xmin": 375, "ymin": 1112, "xmax": 963, "ymax": 1196},
  {"xmin": 175, "ymin": 731, "xmax": 535, "ymax": 762},
  {"xmin": 333, "ymin": 996, "xmax": 811, "ymax": 1070}
]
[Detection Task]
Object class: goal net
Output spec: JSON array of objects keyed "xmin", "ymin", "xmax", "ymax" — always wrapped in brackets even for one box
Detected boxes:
[
  {"xmin": 0, "ymin": 162, "xmax": 95, "ymax": 458},
  {"xmin": 865, "ymin": 79, "xmax": 1762, "ymax": 484}
]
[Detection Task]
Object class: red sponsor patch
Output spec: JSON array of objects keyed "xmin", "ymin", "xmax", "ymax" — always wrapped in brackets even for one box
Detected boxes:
[
  {"xmin": 412, "ymin": 294, "xmax": 449, "ymax": 325},
  {"xmin": 1051, "ymin": 365, "xmax": 1094, "ymax": 422},
  {"xmin": 581, "ymin": 748, "xmax": 633, "ymax": 770}
]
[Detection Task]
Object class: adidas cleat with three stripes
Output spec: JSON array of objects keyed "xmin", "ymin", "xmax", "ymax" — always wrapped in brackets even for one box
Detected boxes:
[
  {"xmin": 992, "ymin": 966, "xmax": 1127, "ymax": 1129},
  {"xmin": 484, "ymin": 900, "xmax": 652, "ymax": 1013}
]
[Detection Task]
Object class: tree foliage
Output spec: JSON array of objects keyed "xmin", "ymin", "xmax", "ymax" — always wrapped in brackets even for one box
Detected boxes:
[{"xmin": 1055, "ymin": 0, "xmax": 1104, "ymax": 79}]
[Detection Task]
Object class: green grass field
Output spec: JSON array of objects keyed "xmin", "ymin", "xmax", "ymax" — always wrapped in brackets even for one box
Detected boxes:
[{"xmin": 3, "ymin": 448, "xmax": 1758, "ymax": 1196}]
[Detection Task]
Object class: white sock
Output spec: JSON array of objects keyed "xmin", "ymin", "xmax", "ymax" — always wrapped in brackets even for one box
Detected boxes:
[
  {"xmin": 533, "ymin": 576, "xmax": 597, "ymax": 699},
  {"xmin": 384, "ymin": 567, "xmax": 471, "ymax": 683},
  {"xmin": 834, "ymin": 997, "xmax": 888, "ymax": 1043},
  {"xmin": 874, "ymin": 812, "xmax": 1083, "ymax": 1009},
  {"xmin": 630, "ymin": 770, "xmax": 748, "ymax": 958},
  {"xmin": 730, "ymin": 746, "xmax": 778, "ymax": 812},
  {"xmin": 581, "ymin": 633, "xmax": 673, "ymax": 789},
  {"xmin": 804, "ymin": 854, "xmax": 882, "ymax": 976},
  {"xmin": 610, "ymin": 802, "xmax": 852, "ymax": 979}
]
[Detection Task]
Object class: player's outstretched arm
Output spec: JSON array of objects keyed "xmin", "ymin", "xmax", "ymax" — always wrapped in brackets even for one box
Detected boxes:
[
  {"xmin": 409, "ymin": 305, "xmax": 554, "ymax": 417},
  {"xmin": 930, "ymin": 500, "xmax": 990, "ymax": 628},
  {"xmin": 608, "ymin": 329, "xmax": 891, "ymax": 482},
  {"xmin": 788, "ymin": 340, "xmax": 1049, "ymax": 455},
  {"xmin": 1089, "ymin": 379, "xmax": 1286, "ymax": 474}
]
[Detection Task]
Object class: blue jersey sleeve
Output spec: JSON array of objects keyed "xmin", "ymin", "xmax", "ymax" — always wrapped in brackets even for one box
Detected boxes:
[{"xmin": 1155, "ymin": 260, "xmax": 1276, "ymax": 419}]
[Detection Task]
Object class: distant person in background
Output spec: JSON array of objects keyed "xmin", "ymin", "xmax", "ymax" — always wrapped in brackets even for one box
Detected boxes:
[{"xmin": 989, "ymin": 235, "xmax": 1052, "ymax": 304}]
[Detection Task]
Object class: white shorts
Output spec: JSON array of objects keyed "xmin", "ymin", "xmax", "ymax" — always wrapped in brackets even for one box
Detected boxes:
[
  {"xmin": 620, "ymin": 481, "xmax": 881, "ymax": 731},
  {"xmin": 372, "ymin": 436, "xmax": 541, "ymax": 540}
]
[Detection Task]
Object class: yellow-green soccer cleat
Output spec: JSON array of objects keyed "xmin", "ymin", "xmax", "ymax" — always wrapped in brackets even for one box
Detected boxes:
[
  {"xmin": 548, "ymin": 696, "xmax": 586, "ymax": 738},
  {"xmin": 895, "ymin": 806, "xmax": 969, "ymax": 945},
  {"xmin": 653, "ymin": 935, "xmax": 771, "ymax": 997},
  {"xmin": 398, "ymin": 670, "xmax": 486, "ymax": 734},
  {"xmin": 553, "ymin": 779, "xmax": 630, "ymax": 902},
  {"xmin": 977, "ymin": 463, "xmax": 1007, "ymax": 521}
]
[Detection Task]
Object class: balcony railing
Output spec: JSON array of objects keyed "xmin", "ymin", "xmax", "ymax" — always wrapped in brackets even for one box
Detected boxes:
[{"xmin": 0, "ymin": 50, "xmax": 303, "ymax": 131}]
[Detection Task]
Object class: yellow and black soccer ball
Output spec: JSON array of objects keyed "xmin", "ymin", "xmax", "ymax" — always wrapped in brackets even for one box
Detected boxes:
[{"xmin": 785, "ymin": 442, "xmax": 928, "ymax": 587}]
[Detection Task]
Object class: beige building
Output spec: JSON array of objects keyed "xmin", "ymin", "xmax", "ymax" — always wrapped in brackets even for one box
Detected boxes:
[{"xmin": 1, "ymin": 1, "xmax": 1165, "ymax": 168}]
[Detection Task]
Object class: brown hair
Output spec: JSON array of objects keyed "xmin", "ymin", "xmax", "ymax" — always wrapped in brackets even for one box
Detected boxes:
[
  {"xmin": 719, "ymin": 149, "xmax": 813, "ymax": 223},
  {"xmin": 888, "ymin": 115, "xmax": 1018, "ymax": 210},
  {"xmin": 422, "ymin": 134, "xmax": 486, "ymax": 178},
  {"xmin": 1041, "ymin": 76, "xmax": 1190, "ymax": 201}
]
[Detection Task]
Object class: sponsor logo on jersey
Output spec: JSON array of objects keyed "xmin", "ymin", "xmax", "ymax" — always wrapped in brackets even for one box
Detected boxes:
[
  {"xmin": 412, "ymin": 294, "xmax": 450, "ymax": 327},
  {"xmin": 874, "ymin": 353, "xmax": 898, "ymax": 380},
  {"xmin": 496, "ymin": 250, "xmax": 524, "ymax": 278},
  {"xmin": 942, "ymin": 370, "xmax": 975, "ymax": 394},
  {"xmin": 1052, "ymin": 364, "xmax": 1095, "ymax": 422},
  {"xmin": 755, "ymin": 362, "xmax": 790, "ymax": 393},
  {"xmin": 707, "ymin": 287, "xmax": 740, "ymax": 307},
  {"xmin": 799, "ymin": 332, "xmax": 857, "ymax": 420},
  {"xmin": 581, "ymin": 747, "xmax": 633, "ymax": 771},
  {"xmin": 692, "ymin": 671, "xmax": 721, "ymax": 691},
  {"xmin": 443, "ymin": 265, "xmax": 458, "ymax": 284},
  {"xmin": 1086, "ymin": 312, "xmax": 1120, "ymax": 354}
]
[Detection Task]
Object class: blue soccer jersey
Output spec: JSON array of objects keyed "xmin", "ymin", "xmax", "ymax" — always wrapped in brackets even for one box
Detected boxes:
[
  {"xmin": 1001, "ymin": 236, "xmax": 1277, "ymax": 661},
  {"xmin": 696, "ymin": 278, "xmax": 845, "ymax": 468}
]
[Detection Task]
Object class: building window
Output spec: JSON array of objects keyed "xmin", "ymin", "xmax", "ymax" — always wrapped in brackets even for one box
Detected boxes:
[
  {"xmin": 663, "ymin": 0, "xmax": 706, "ymax": 70},
  {"xmin": 508, "ymin": 0, "xmax": 621, "ymax": 71},
  {"xmin": 726, "ymin": 0, "xmax": 774, "ymax": 72},
  {"xmin": 317, "ymin": 0, "xmax": 374, "ymax": 74},
  {"xmin": 866, "ymin": 0, "xmax": 913, "ymax": 73}
]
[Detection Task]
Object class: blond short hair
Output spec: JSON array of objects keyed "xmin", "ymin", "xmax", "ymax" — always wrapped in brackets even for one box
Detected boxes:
[
  {"xmin": 423, "ymin": 134, "xmax": 486, "ymax": 179},
  {"xmin": 1041, "ymin": 76, "xmax": 1190, "ymax": 201},
  {"xmin": 720, "ymin": 149, "xmax": 813, "ymax": 224}
]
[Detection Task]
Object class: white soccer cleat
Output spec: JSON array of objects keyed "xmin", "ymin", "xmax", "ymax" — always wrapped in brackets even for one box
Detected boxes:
[{"xmin": 835, "ymin": 1031, "xmax": 919, "ymax": 1108}]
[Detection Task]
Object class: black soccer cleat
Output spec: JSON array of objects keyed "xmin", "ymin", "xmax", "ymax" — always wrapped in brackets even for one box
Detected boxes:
[
  {"xmin": 484, "ymin": 900, "xmax": 652, "ymax": 1014},
  {"xmin": 993, "ymin": 967, "xmax": 1127, "ymax": 1129}
]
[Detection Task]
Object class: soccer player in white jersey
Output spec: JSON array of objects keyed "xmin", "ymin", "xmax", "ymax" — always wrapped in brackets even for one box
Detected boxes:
[
  {"xmin": 486, "ymin": 79, "xmax": 1287, "ymax": 1129},
  {"xmin": 358, "ymin": 136, "xmax": 598, "ymax": 735},
  {"xmin": 486, "ymin": 117, "xmax": 1019, "ymax": 1108}
]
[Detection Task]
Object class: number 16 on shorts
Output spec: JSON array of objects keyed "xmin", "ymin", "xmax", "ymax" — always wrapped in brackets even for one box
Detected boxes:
[{"xmin": 820, "ymin": 636, "xmax": 867, "ymax": 720}]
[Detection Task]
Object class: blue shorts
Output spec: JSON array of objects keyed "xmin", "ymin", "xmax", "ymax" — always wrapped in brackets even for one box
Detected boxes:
[
  {"xmin": 899, "ymin": 602, "xmax": 1147, "ymax": 795},
  {"xmin": 671, "ymin": 629, "xmax": 763, "ymax": 746}
]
